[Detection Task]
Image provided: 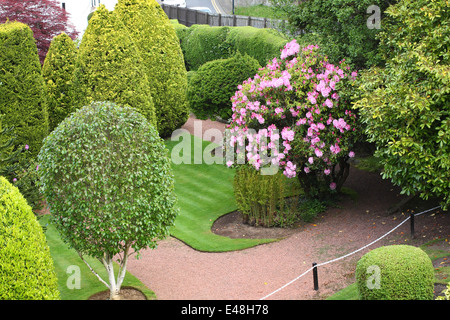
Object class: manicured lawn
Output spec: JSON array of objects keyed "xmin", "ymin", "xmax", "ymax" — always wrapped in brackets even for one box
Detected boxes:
[
  {"xmin": 166, "ymin": 134, "xmax": 278, "ymax": 252},
  {"xmin": 40, "ymin": 215, "xmax": 156, "ymax": 300}
]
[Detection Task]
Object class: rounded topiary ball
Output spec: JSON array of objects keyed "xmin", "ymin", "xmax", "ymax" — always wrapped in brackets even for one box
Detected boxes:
[
  {"xmin": 187, "ymin": 52, "xmax": 261, "ymax": 121},
  {"xmin": 37, "ymin": 101, "xmax": 177, "ymax": 258},
  {"xmin": 355, "ymin": 245, "xmax": 435, "ymax": 300}
]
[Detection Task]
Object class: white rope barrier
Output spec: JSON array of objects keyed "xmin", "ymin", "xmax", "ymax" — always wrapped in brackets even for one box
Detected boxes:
[{"xmin": 259, "ymin": 206, "xmax": 441, "ymax": 300}]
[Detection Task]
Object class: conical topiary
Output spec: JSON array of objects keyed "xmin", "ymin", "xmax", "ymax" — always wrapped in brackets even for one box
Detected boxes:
[
  {"xmin": 72, "ymin": 5, "xmax": 156, "ymax": 126},
  {"xmin": 0, "ymin": 21, "xmax": 48, "ymax": 157},
  {"xmin": 42, "ymin": 32, "xmax": 77, "ymax": 132},
  {"xmin": 115, "ymin": 0, "xmax": 189, "ymax": 137}
]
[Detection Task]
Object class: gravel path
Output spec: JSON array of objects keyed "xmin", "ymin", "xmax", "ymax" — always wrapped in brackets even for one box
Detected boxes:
[{"xmin": 126, "ymin": 116, "xmax": 449, "ymax": 300}]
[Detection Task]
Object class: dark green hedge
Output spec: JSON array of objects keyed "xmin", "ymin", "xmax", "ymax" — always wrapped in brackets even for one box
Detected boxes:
[
  {"xmin": 0, "ymin": 21, "xmax": 48, "ymax": 157},
  {"xmin": 187, "ymin": 52, "xmax": 261, "ymax": 120},
  {"xmin": 226, "ymin": 26, "xmax": 289, "ymax": 68},
  {"xmin": 172, "ymin": 22, "xmax": 289, "ymax": 71},
  {"xmin": 183, "ymin": 24, "xmax": 233, "ymax": 71}
]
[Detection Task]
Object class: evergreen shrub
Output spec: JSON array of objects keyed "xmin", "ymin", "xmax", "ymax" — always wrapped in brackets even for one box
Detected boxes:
[
  {"xmin": 356, "ymin": 245, "xmax": 435, "ymax": 300},
  {"xmin": 0, "ymin": 21, "xmax": 48, "ymax": 157},
  {"xmin": 0, "ymin": 176, "xmax": 59, "ymax": 300},
  {"xmin": 187, "ymin": 52, "xmax": 261, "ymax": 120}
]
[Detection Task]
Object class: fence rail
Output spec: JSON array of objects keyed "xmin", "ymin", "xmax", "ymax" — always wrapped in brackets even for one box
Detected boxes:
[{"xmin": 161, "ymin": 4, "xmax": 287, "ymax": 31}]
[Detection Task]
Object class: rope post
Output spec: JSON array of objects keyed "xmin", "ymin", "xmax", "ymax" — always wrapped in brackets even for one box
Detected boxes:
[
  {"xmin": 312, "ymin": 262, "xmax": 319, "ymax": 290},
  {"xmin": 410, "ymin": 212, "xmax": 415, "ymax": 239}
]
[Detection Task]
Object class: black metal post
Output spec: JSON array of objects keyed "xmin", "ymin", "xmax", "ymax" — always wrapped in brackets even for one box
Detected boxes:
[
  {"xmin": 312, "ymin": 262, "xmax": 319, "ymax": 290},
  {"xmin": 410, "ymin": 212, "xmax": 415, "ymax": 239}
]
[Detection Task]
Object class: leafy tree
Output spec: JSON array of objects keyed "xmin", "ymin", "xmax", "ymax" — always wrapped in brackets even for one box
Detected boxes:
[
  {"xmin": 37, "ymin": 101, "xmax": 178, "ymax": 300},
  {"xmin": 353, "ymin": 0, "xmax": 450, "ymax": 209},
  {"xmin": 115, "ymin": 0, "xmax": 189, "ymax": 137},
  {"xmin": 72, "ymin": 5, "xmax": 156, "ymax": 126},
  {"xmin": 42, "ymin": 32, "xmax": 77, "ymax": 132},
  {"xmin": 0, "ymin": 0, "xmax": 78, "ymax": 64},
  {"xmin": 271, "ymin": 0, "xmax": 397, "ymax": 70},
  {"xmin": 0, "ymin": 21, "xmax": 48, "ymax": 157}
]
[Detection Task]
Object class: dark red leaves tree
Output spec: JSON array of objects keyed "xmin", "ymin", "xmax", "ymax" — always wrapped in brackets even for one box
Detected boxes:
[{"xmin": 0, "ymin": 0, "xmax": 79, "ymax": 64}]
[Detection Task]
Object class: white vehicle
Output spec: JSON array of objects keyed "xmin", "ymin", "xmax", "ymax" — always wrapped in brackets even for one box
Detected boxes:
[
  {"xmin": 189, "ymin": 7, "xmax": 213, "ymax": 13},
  {"xmin": 161, "ymin": 0, "xmax": 186, "ymax": 8}
]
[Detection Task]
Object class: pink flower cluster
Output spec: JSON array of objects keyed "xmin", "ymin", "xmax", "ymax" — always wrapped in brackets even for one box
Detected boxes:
[{"xmin": 227, "ymin": 40, "xmax": 358, "ymax": 189}]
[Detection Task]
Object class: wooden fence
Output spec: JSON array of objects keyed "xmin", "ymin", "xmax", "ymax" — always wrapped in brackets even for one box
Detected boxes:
[{"xmin": 161, "ymin": 4, "xmax": 287, "ymax": 31}]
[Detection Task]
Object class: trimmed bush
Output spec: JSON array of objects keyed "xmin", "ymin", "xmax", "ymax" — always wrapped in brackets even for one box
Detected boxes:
[
  {"xmin": 115, "ymin": 0, "xmax": 189, "ymax": 137},
  {"xmin": 356, "ymin": 245, "xmax": 435, "ymax": 300},
  {"xmin": 187, "ymin": 52, "xmax": 261, "ymax": 120},
  {"xmin": 42, "ymin": 32, "xmax": 77, "ymax": 132},
  {"xmin": 175, "ymin": 23, "xmax": 289, "ymax": 71},
  {"xmin": 0, "ymin": 21, "xmax": 48, "ymax": 157},
  {"xmin": 183, "ymin": 24, "xmax": 233, "ymax": 71},
  {"xmin": 226, "ymin": 26, "xmax": 289, "ymax": 67},
  {"xmin": 72, "ymin": 5, "xmax": 156, "ymax": 126},
  {"xmin": 0, "ymin": 176, "xmax": 59, "ymax": 300}
]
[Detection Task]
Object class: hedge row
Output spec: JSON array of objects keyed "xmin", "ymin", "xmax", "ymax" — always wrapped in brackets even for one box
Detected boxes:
[{"xmin": 171, "ymin": 20, "xmax": 289, "ymax": 70}]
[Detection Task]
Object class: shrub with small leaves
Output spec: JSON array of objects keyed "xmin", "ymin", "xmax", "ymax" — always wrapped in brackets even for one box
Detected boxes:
[
  {"xmin": 187, "ymin": 52, "xmax": 261, "ymax": 121},
  {"xmin": 0, "ymin": 21, "xmax": 48, "ymax": 157},
  {"xmin": 72, "ymin": 5, "xmax": 156, "ymax": 127},
  {"xmin": 0, "ymin": 176, "xmax": 59, "ymax": 300},
  {"xmin": 42, "ymin": 32, "xmax": 77, "ymax": 132},
  {"xmin": 37, "ymin": 101, "xmax": 178, "ymax": 300},
  {"xmin": 115, "ymin": 0, "xmax": 189, "ymax": 137},
  {"xmin": 356, "ymin": 245, "xmax": 435, "ymax": 300}
]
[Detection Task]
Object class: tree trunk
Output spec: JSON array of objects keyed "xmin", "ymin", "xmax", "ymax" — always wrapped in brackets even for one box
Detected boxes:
[{"xmin": 102, "ymin": 253, "xmax": 120, "ymax": 300}]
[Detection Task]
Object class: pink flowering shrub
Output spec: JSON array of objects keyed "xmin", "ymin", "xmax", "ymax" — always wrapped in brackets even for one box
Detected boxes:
[{"xmin": 226, "ymin": 40, "xmax": 359, "ymax": 198}]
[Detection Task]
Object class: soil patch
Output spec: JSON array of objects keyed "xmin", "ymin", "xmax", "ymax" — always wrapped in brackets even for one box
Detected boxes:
[
  {"xmin": 88, "ymin": 287, "xmax": 147, "ymax": 300},
  {"xmin": 212, "ymin": 211, "xmax": 300, "ymax": 239}
]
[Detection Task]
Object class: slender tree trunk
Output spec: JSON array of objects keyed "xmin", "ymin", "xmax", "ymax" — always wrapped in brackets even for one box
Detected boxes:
[
  {"xmin": 102, "ymin": 253, "xmax": 120, "ymax": 300},
  {"xmin": 101, "ymin": 243, "xmax": 132, "ymax": 300}
]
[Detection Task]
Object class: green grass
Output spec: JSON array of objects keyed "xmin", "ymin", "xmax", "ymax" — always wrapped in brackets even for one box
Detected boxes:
[
  {"xmin": 40, "ymin": 215, "xmax": 156, "ymax": 300},
  {"xmin": 166, "ymin": 134, "xmax": 279, "ymax": 251},
  {"xmin": 327, "ymin": 239, "xmax": 450, "ymax": 300},
  {"xmin": 234, "ymin": 4, "xmax": 287, "ymax": 20}
]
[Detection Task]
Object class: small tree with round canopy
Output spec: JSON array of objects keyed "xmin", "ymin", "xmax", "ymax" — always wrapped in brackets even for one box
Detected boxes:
[{"xmin": 37, "ymin": 101, "xmax": 178, "ymax": 300}]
